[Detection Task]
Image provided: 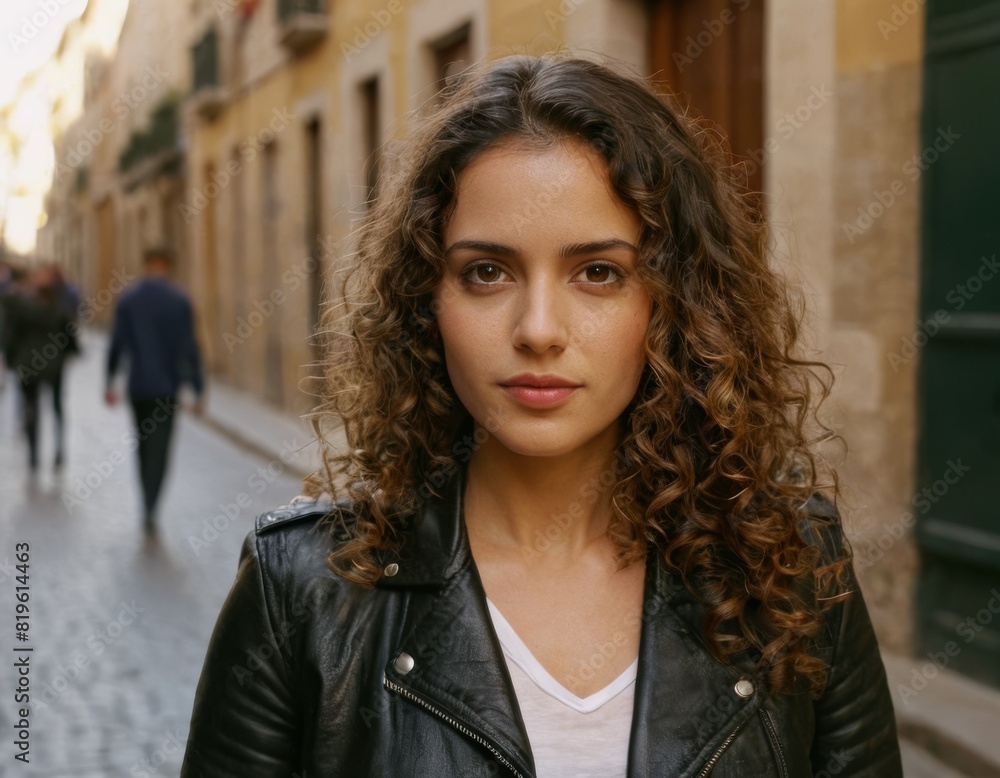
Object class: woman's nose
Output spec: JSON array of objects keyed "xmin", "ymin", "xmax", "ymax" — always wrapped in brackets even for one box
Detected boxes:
[{"xmin": 511, "ymin": 280, "xmax": 570, "ymax": 354}]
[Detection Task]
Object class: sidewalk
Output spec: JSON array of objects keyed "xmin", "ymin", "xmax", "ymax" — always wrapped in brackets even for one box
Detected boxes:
[
  {"xmin": 885, "ymin": 652, "xmax": 1000, "ymax": 777},
  {"xmin": 198, "ymin": 378, "xmax": 325, "ymax": 481},
  {"xmin": 90, "ymin": 323, "xmax": 329, "ymax": 481}
]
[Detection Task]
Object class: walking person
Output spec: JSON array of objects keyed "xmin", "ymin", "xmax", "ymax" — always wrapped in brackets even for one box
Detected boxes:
[
  {"xmin": 2, "ymin": 266, "xmax": 79, "ymax": 472},
  {"xmin": 106, "ymin": 247, "xmax": 205, "ymax": 533},
  {"xmin": 182, "ymin": 55, "xmax": 901, "ymax": 776},
  {"xmin": 0, "ymin": 263, "xmax": 26, "ymax": 396},
  {"xmin": 50, "ymin": 264, "xmax": 82, "ymax": 324},
  {"xmin": 0, "ymin": 261, "xmax": 14, "ymax": 395}
]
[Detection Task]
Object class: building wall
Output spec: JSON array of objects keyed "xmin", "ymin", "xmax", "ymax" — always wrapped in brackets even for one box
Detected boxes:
[
  {"xmin": 828, "ymin": 0, "xmax": 924, "ymax": 653},
  {"xmin": 39, "ymin": 0, "xmax": 192, "ymax": 322},
  {"xmin": 23, "ymin": 0, "xmax": 128, "ymax": 272},
  {"xmin": 109, "ymin": 0, "xmax": 192, "ymax": 281},
  {"xmin": 759, "ymin": 0, "xmax": 924, "ymax": 653}
]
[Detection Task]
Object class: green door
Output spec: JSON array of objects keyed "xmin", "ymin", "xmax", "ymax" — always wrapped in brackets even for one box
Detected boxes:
[{"xmin": 915, "ymin": 0, "xmax": 1000, "ymax": 688}]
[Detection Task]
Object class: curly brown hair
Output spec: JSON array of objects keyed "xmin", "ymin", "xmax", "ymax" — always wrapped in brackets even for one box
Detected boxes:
[{"xmin": 309, "ymin": 53, "xmax": 850, "ymax": 698}]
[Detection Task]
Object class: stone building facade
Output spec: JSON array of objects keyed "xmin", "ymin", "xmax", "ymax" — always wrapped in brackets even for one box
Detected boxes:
[
  {"xmin": 37, "ymin": 0, "xmax": 936, "ymax": 664},
  {"xmin": 6, "ymin": 0, "xmax": 128, "ymax": 264},
  {"xmin": 824, "ymin": 0, "xmax": 926, "ymax": 656},
  {"xmin": 37, "ymin": 0, "xmax": 191, "ymax": 307}
]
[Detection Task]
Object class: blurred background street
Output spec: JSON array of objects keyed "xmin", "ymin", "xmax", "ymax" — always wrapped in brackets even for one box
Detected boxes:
[{"xmin": 0, "ymin": 330, "xmax": 307, "ymax": 777}]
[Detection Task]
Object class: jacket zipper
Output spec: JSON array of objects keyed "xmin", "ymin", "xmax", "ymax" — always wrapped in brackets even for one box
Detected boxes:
[
  {"xmin": 384, "ymin": 676, "xmax": 527, "ymax": 778},
  {"xmin": 696, "ymin": 722, "xmax": 743, "ymax": 778},
  {"xmin": 759, "ymin": 709, "xmax": 789, "ymax": 778}
]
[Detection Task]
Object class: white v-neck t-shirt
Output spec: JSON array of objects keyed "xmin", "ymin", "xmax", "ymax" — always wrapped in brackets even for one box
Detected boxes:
[{"xmin": 485, "ymin": 598, "xmax": 637, "ymax": 777}]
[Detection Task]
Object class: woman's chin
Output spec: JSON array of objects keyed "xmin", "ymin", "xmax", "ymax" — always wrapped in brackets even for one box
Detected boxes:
[{"xmin": 485, "ymin": 431, "xmax": 600, "ymax": 460}]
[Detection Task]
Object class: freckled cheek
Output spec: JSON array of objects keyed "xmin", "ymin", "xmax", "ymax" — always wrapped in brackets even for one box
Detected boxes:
[
  {"xmin": 593, "ymin": 328, "xmax": 646, "ymax": 379},
  {"xmin": 435, "ymin": 301, "xmax": 497, "ymax": 384},
  {"xmin": 589, "ymin": 303, "xmax": 650, "ymax": 376},
  {"xmin": 434, "ymin": 286, "xmax": 467, "ymax": 332}
]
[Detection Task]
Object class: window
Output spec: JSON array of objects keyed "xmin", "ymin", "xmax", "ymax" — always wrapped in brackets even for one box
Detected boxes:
[
  {"xmin": 201, "ymin": 162, "xmax": 221, "ymax": 369},
  {"xmin": 261, "ymin": 141, "xmax": 283, "ymax": 405},
  {"xmin": 305, "ymin": 117, "xmax": 323, "ymax": 357},
  {"xmin": 229, "ymin": 145, "xmax": 247, "ymax": 387},
  {"xmin": 432, "ymin": 23, "xmax": 471, "ymax": 97},
  {"xmin": 360, "ymin": 77, "xmax": 381, "ymax": 206}
]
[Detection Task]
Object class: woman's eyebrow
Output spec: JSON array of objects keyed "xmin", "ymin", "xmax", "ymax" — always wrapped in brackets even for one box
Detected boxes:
[
  {"xmin": 444, "ymin": 239, "xmax": 517, "ymax": 256},
  {"xmin": 559, "ymin": 238, "xmax": 638, "ymax": 257},
  {"xmin": 444, "ymin": 238, "xmax": 638, "ymax": 257}
]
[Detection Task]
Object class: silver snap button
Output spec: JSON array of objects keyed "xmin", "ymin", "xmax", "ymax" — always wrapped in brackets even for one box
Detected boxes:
[
  {"xmin": 384, "ymin": 563, "xmax": 399, "ymax": 577},
  {"xmin": 734, "ymin": 678, "xmax": 755, "ymax": 697},
  {"xmin": 394, "ymin": 652, "xmax": 415, "ymax": 675}
]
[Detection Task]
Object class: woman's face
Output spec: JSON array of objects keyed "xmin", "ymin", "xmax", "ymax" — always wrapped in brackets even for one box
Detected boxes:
[{"xmin": 432, "ymin": 137, "xmax": 652, "ymax": 458}]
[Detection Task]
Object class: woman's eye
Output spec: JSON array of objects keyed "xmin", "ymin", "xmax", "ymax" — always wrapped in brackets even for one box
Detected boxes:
[
  {"xmin": 463, "ymin": 263, "xmax": 506, "ymax": 284},
  {"xmin": 579, "ymin": 263, "xmax": 623, "ymax": 285}
]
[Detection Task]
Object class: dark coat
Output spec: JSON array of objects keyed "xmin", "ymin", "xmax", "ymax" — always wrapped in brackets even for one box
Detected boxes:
[
  {"xmin": 180, "ymin": 466, "xmax": 903, "ymax": 777},
  {"xmin": 1, "ymin": 293, "xmax": 77, "ymax": 384},
  {"xmin": 106, "ymin": 276, "xmax": 203, "ymax": 400}
]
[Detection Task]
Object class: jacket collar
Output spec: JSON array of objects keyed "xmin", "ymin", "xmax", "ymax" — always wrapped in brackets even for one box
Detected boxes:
[
  {"xmin": 373, "ymin": 461, "xmax": 471, "ymax": 588},
  {"xmin": 376, "ymin": 461, "xmax": 765, "ymax": 777},
  {"xmin": 376, "ymin": 461, "xmax": 536, "ymax": 774},
  {"xmin": 627, "ymin": 550, "xmax": 765, "ymax": 777},
  {"xmin": 373, "ymin": 460, "xmax": 710, "ymax": 621}
]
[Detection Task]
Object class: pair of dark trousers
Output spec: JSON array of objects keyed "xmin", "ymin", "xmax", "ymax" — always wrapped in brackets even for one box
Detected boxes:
[
  {"xmin": 130, "ymin": 396, "xmax": 177, "ymax": 517},
  {"xmin": 21, "ymin": 372, "xmax": 65, "ymax": 468}
]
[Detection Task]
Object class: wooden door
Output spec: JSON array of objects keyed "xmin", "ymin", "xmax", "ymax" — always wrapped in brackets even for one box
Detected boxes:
[{"xmin": 648, "ymin": 0, "xmax": 765, "ymax": 198}]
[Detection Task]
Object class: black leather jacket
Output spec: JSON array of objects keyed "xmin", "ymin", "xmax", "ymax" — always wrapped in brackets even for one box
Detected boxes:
[{"xmin": 181, "ymin": 466, "xmax": 903, "ymax": 777}]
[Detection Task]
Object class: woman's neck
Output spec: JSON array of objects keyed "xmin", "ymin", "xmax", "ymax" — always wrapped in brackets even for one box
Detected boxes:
[{"xmin": 462, "ymin": 425, "xmax": 622, "ymax": 563}]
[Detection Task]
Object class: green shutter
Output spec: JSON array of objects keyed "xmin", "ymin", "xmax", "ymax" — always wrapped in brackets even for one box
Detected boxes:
[{"xmin": 915, "ymin": 0, "xmax": 1000, "ymax": 688}]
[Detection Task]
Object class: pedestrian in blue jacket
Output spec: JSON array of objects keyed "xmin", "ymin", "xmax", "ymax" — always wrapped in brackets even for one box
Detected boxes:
[{"xmin": 106, "ymin": 247, "xmax": 204, "ymax": 533}]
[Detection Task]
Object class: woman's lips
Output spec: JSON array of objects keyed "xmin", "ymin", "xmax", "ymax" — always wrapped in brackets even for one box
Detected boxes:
[{"xmin": 500, "ymin": 385, "xmax": 579, "ymax": 408}]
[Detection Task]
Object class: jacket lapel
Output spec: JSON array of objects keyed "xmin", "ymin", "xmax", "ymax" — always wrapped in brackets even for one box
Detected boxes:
[
  {"xmin": 627, "ymin": 550, "xmax": 764, "ymax": 777},
  {"xmin": 377, "ymin": 467, "xmax": 536, "ymax": 776}
]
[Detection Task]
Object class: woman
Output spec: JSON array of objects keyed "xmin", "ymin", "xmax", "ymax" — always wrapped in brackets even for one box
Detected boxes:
[{"xmin": 181, "ymin": 54, "xmax": 902, "ymax": 777}]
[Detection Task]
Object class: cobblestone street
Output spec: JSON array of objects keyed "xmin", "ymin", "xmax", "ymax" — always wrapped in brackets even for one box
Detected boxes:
[{"xmin": 0, "ymin": 332, "xmax": 307, "ymax": 777}]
